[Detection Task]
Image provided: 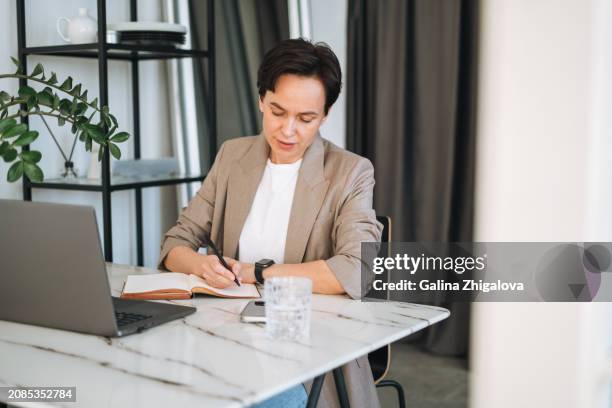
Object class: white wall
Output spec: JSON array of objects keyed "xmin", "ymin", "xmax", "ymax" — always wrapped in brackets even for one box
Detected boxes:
[
  {"xmin": 0, "ymin": 1, "xmax": 173, "ymax": 267},
  {"xmin": 0, "ymin": 1, "xmax": 20, "ymax": 200},
  {"xmin": 471, "ymin": 0, "xmax": 612, "ymax": 407},
  {"xmin": 304, "ymin": 0, "xmax": 347, "ymax": 148},
  {"xmin": 0, "ymin": 0, "xmax": 347, "ymax": 262}
]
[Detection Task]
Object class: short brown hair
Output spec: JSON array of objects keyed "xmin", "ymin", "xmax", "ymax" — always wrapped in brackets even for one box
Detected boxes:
[{"xmin": 257, "ymin": 38, "xmax": 342, "ymax": 115}]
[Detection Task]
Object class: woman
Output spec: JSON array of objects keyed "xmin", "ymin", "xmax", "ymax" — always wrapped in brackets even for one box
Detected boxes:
[{"xmin": 159, "ymin": 38, "xmax": 382, "ymax": 408}]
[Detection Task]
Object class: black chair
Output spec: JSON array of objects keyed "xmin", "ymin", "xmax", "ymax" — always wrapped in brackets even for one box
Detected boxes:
[{"xmin": 368, "ymin": 216, "xmax": 406, "ymax": 408}]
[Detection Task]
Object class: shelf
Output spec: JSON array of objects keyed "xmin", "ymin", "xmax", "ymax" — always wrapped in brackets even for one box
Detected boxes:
[
  {"xmin": 17, "ymin": 0, "xmax": 217, "ymax": 265},
  {"xmin": 29, "ymin": 173, "xmax": 206, "ymax": 192},
  {"xmin": 110, "ymin": 173, "xmax": 206, "ymax": 190},
  {"xmin": 21, "ymin": 43, "xmax": 210, "ymax": 60}
]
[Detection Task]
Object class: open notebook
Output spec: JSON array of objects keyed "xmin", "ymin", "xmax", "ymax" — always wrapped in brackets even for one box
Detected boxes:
[{"xmin": 120, "ymin": 273, "xmax": 261, "ymax": 300}]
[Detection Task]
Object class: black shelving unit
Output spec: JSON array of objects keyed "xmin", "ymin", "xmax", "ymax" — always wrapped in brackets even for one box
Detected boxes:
[{"xmin": 16, "ymin": 0, "xmax": 217, "ymax": 265}]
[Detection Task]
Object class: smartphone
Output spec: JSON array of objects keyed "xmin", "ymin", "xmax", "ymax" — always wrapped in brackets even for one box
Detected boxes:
[{"xmin": 240, "ymin": 300, "xmax": 266, "ymax": 323}]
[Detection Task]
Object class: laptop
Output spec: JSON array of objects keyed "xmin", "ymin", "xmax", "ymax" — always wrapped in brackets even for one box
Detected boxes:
[{"xmin": 0, "ymin": 199, "xmax": 196, "ymax": 337}]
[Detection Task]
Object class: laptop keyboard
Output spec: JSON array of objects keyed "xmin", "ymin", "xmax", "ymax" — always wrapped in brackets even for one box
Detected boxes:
[{"xmin": 115, "ymin": 311, "xmax": 152, "ymax": 327}]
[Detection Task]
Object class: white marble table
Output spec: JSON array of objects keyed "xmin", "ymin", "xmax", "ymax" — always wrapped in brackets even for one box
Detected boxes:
[{"xmin": 0, "ymin": 263, "xmax": 450, "ymax": 407}]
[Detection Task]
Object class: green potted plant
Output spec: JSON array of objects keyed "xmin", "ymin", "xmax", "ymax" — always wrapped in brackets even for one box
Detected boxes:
[{"xmin": 0, "ymin": 57, "xmax": 129, "ymax": 182}]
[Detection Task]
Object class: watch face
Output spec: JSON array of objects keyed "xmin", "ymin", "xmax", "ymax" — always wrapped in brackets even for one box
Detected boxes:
[{"xmin": 258, "ymin": 259, "xmax": 274, "ymax": 267}]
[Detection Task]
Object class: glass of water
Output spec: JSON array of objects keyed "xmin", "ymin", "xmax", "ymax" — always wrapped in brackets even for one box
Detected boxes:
[{"xmin": 264, "ymin": 276, "xmax": 313, "ymax": 341}]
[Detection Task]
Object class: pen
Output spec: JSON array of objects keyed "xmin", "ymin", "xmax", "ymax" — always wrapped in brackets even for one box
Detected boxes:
[{"xmin": 204, "ymin": 236, "xmax": 241, "ymax": 286}]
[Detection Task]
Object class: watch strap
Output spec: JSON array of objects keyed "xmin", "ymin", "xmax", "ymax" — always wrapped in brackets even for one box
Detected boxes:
[
  {"xmin": 255, "ymin": 259, "xmax": 274, "ymax": 284},
  {"xmin": 254, "ymin": 264, "xmax": 265, "ymax": 284}
]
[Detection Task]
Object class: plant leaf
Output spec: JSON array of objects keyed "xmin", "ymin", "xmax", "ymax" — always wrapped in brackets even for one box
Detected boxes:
[
  {"xmin": 83, "ymin": 124, "xmax": 106, "ymax": 144},
  {"xmin": 26, "ymin": 95, "xmax": 38, "ymax": 111},
  {"xmin": 0, "ymin": 118, "xmax": 17, "ymax": 134},
  {"xmin": 109, "ymin": 143, "xmax": 121, "ymax": 160},
  {"xmin": 60, "ymin": 77, "xmax": 73, "ymax": 91},
  {"xmin": 57, "ymin": 116, "xmax": 66, "ymax": 126},
  {"xmin": 7, "ymin": 161, "xmax": 23, "ymax": 182},
  {"xmin": 80, "ymin": 90, "xmax": 88, "ymax": 101},
  {"xmin": 10, "ymin": 57, "xmax": 22, "ymax": 74},
  {"xmin": 3, "ymin": 147, "xmax": 17, "ymax": 162},
  {"xmin": 98, "ymin": 145, "xmax": 105, "ymax": 161},
  {"xmin": 20, "ymin": 150, "xmax": 42, "ymax": 163},
  {"xmin": 37, "ymin": 91, "xmax": 53, "ymax": 107},
  {"xmin": 30, "ymin": 63, "xmax": 44, "ymax": 78},
  {"xmin": 90, "ymin": 97, "xmax": 98, "ymax": 109},
  {"xmin": 3, "ymin": 123, "xmax": 27, "ymax": 138},
  {"xmin": 103, "ymin": 112, "xmax": 112, "ymax": 128},
  {"xmin": 0, "ymin": 91, "xmax": 10, "ymax": 102},
  {"xmin": 108, "ymin": 113, "xmax": 118, "ymax": 129},
  {"xmin": 53, "ymin": 94, "xmax": 60, "ymax": 110},
  {"xmin": 70, "ymin": 97, "xmax": 78, "ymax": 115},
  {"xmin": 13, "ymin": 130, "xmax": 39, "ymax": 146},
  {"xmin": 70, "ymin": 83, "xmax": 82, "ymax": 97},
  {"xmin": 23, "ymin": 162, "xmax": 44, "ymax": 182},
  {"xmin": 48, "ymin": 72, "xmax": 58, "ymax": 85},
  {"xmin": 0, "ymin": 141, "xmax": 8, "ymax": 155},
  {"xmin": 85, "ymin": 135, "xmax": 92, "ymax": 152},
  {"xmin": 110, "ymin": 131, "xmax": 129, "ymax": 143},
  {"xmin": 75, "ymin": 102, "xmax": 87, "ymax": 116},
  {"xmin": 18, "ymin": 85, "xmax": 36, "ymax": 99},
  {"xmin": 1, "ymin": 110, "xmax": 7, "ymax": 119},
  {"xmin": 58, "ymin": 98, "xmax": 71, "ymax": 116}
]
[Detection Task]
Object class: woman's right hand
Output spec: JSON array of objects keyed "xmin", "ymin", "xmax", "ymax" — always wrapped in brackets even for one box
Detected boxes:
[{"xmin": 191, "ymin": 254, "xmax": 241, "ymax": 289}]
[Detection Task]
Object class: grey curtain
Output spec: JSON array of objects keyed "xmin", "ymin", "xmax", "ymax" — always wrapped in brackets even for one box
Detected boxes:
[
  {"xmin": 162, "ymin": 0, "xmax": 288, "ymax": 230},
  {"xmin": 347, "ymin": 0, "xmax": 479, "ymax": 356},
  {"xmin": 190, "ymin": 0, "xmax": 289, "ymax": 158}
]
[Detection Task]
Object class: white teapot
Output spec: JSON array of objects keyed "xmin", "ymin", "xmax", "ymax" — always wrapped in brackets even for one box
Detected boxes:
[{"xmin": 56, "ymin": 8, "xmax": 97, "ymax": 44}]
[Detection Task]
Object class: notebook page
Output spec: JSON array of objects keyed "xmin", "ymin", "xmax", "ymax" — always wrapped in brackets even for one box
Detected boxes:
[
  {"xmin": 123, "ymin": 273, "xmax": 191, "ymax": 294},
  {"xmin": 188, "ymin": 274, "xmax": 261, "ymax": 298}
]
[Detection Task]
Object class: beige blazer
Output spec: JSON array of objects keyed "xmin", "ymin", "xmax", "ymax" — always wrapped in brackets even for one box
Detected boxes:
[{"xmin": 158, "ymin": 132, "xmax": 383, "ymax": 408}]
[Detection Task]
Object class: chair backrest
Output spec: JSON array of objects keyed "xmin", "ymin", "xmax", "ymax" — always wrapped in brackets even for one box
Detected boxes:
[
  {"xmin": 366, "ymin": 215, "xmax": 391, "ymax": 301},
  {"xmin": 369, "ymin": 215, "xmax": 393, "ymax": 383},
  {"xmin": 378, "ymin": 215, "xmax": 391, "ymax": 245}
]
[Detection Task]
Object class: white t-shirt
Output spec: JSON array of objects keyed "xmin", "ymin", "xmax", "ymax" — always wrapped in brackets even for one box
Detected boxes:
[{"xmin": 238, "ymin": 158, "xmax": 302, "ymax": 264}]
